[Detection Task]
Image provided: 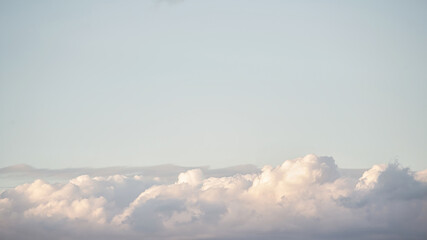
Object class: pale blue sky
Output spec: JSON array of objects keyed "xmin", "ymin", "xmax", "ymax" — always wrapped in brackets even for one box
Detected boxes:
[{"xmin": 0, "ymin": 0, "xmax": 426, "ymax": 169}]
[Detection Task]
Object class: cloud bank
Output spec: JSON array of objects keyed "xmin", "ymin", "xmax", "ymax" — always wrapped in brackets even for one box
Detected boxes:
[{"xmin": 1, "ymin": 154, "xmax": 427, "ymax": 240}]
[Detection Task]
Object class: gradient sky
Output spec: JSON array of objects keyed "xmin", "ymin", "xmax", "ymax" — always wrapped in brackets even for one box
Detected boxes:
[{"xmin": 0, "ymin": 0, "xmax": 426, "ymax": 170}]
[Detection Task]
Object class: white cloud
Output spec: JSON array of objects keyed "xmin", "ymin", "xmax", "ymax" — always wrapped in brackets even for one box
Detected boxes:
[
  {"xmin": 1, "ymin": 154, "xmax": 427, "ymax": 240},
  {"xmin": 177, "ymin": 169, "xmax": 204, "ymax": 186},
  {"xmin": 356, "ymin": 164, "xmax": 388, "ymax": 190}
]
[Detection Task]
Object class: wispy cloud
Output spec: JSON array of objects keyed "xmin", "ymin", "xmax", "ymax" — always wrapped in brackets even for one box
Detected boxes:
[{"xmin": 1, "ymin": 154, "xmax": 426, "ymax": 240}]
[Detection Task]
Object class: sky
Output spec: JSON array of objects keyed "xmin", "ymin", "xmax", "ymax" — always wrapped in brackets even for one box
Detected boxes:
[{"xmin": 1, "ymin": 0, "xmax": 427, "ymax": 170}]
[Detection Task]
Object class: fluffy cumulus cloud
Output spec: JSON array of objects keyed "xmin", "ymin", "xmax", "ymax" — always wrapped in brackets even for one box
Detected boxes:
[{"xmin": 1, "ymin": 154, "xmax": 427, "ymax": 240}]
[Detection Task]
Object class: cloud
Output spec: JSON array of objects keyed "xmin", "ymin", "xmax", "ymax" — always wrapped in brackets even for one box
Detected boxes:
[{"xmin": 1, "ymin": 154, "xmax": 427, "ymax": 240}]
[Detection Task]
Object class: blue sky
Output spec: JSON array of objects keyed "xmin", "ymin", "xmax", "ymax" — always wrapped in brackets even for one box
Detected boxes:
[{"xmin": 0, "ymin": 0, "xmax": 426, "ymax": 169}]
